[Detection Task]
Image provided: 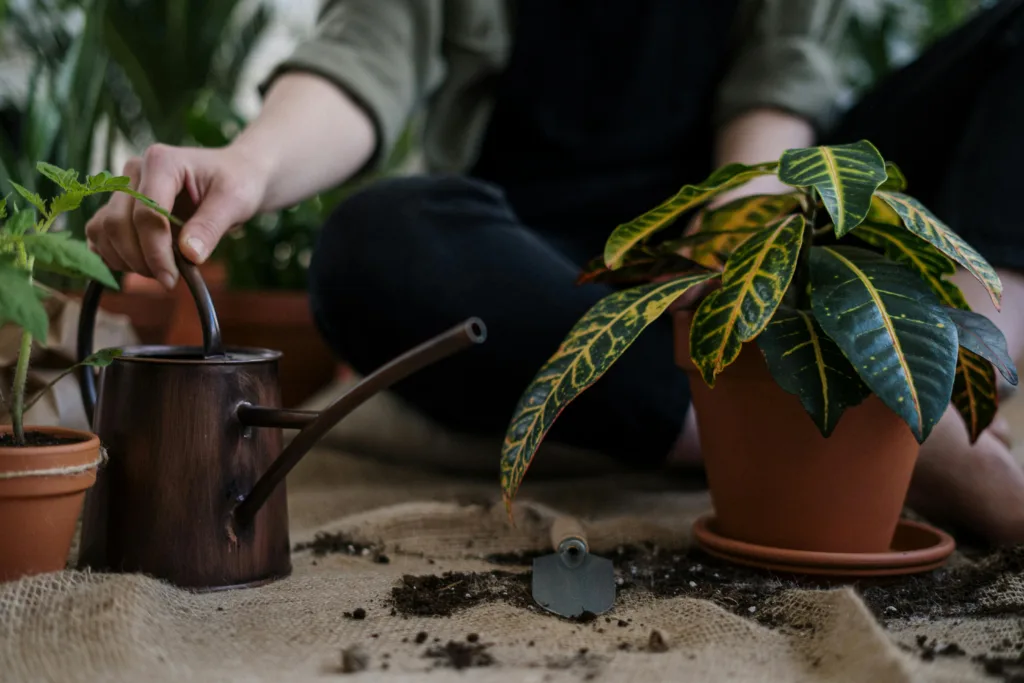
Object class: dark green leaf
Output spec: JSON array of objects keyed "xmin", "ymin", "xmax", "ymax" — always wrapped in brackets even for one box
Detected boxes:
[
  {"xmin": 23, "ymin": 232, "xmax": 118, "ymax": 288},
  {"xmin": 756, "ymin": 307, "xmax": 870, "ymax": 436},
  {"xmin": 9, "ymin": 182, "xmax": 46, "ymax": 215},
  {"xmin": 809, "ymin": 246, "xmax": 958, "ymax": 442},
  {"xmin": 0, "ymin": 259, "xmax": 49, "ymax": 340},
  {"xmin": 778, "ymin": 140, "xmax": 888, "ymax": 237},
  {"xmin": 501, "ymin": 271, "xmax": 720, "ymax": 514},
  {"xmin": 944, "ymin": 307, "xmax": 1018, "ymax": 385},
  {"xmin": 0, "ymin": 196, "xmax": 6, "ymax": 220}
]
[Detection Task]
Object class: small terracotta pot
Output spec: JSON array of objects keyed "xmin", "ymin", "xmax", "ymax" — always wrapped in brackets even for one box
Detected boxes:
[
  {"xmin": 673, "ymin": 310, "xmax": 921, "ymax": 554},
  {"xmin": 0, "ymin": 426, "xmax": 101, "ymax": 581}
]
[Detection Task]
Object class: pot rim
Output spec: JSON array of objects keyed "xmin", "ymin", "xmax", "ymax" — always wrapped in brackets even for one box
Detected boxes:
[
  {"xmin": 109, "ymin": 345, "xmax": 283, "ymax": 364},
  {"xmin": 0, "ymin": 425, "xmax": 99, "ymax": 455}
]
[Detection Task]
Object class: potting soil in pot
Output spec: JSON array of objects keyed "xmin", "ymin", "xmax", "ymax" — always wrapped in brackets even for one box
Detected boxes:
[{"xmin": 3, "ymin": 383, "xmax": 1024, "ymax": 683}]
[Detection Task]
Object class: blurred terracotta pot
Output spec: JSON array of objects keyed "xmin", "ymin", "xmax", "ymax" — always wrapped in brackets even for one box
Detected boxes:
[{"xmin": 673, "ymin": 310, "xmax": 920, "ymax": 554}]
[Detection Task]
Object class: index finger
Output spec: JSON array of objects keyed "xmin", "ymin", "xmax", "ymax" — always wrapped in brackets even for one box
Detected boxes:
[{"xmin": 133, "ymin": 145, "xmax": 184, "ymax": 289}]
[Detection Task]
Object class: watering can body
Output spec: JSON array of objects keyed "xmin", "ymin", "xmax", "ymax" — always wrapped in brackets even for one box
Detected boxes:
[
  {"xmin": 75, "ymin": 253, "xmax": 486, "ymax": 590},
  {"xmin": 77, "ymin": 344, "xmax": 293, "ymax": 589}
]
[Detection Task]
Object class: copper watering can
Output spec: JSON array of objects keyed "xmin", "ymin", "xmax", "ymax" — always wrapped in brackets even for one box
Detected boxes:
[{"xmin": 75, "ymin": 252, "xmax": 486, "ymax": 590}]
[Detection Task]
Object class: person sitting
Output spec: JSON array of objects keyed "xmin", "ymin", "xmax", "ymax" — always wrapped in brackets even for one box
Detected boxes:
[{"xmin": 84, "ymin": 0, "xmax": 1024, "ymax": 543}]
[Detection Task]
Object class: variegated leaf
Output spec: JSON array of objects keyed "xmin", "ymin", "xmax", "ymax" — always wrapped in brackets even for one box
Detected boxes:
[
  {"xmin": 877, "ymin": 191, "xmax": 1002, "ymax": 309},
  {"xmin": 756, "ymin": 307, "xmax": 870, "ymax": 437},
  {"xmin": 854, "ymin": 221, "xmax": 999, "ymax": 442},
  {"xmin": 809, "ymin": 246, "xmax": 958, "ymax": 442},
  {"xmin": 944, "ymin": 307, "xmax": 1018, "ymax": 386},
  {"xmin": 603, "ymin": 162, "xmax": 778, "ymax": 269},
  {"xmin": 690, "ymin": 193, "xmax": 802, "ymax": 269},
  {"xmin": 778, "ymin": 140, "xmax": 887, "ymax": 237},
  {"xmin": 689, "ymin": 215, "xmax": 806, "ymax": 386},
  {"xmin": 880, "ymin": 161, "xmax": 908, "ymax": 191},
  {"xmin": 500, "ymin": 271, "xmax": 720, "ymax": 514},
  {"xmin": 576, "ymin": 249, "xmax": 707, "ymax": 286}
]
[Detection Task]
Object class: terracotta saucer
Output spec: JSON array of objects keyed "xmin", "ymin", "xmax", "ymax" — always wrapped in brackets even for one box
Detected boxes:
[{"xmin": 692, "ymin": 514, "xmax": 955, "ymax": 578}]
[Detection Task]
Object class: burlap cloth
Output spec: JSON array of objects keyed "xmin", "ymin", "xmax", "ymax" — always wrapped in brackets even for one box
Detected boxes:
[{"xmin": 3, "ymin": 365, "xmax": 1024, "ymax": 681}]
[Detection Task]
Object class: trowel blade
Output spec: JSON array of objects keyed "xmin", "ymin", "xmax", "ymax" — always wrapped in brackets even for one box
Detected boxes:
[{"xmin": 531, "ymin": 552, "xmax": 616, "ymax": 618}]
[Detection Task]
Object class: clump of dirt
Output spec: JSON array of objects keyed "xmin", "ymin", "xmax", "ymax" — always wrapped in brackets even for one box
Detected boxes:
[
  {"xmin": 973, "ymin": 652, "xmax": 1024, "ymax": 682},
  {"xmin": 293, "ymin": 532, "xmax": 376, "ymax": 557},
  {"xmin": 423, "ymin": 640, "xmax": 495, "ymax": 670},
  {"xmin": 293, "ymin": 532, "xmax": 390, "ymax": 563},
  {"xmin": 0, "ymin": 432, "xmax": 83, "ymax": 447},
  {"xmin": 343, "ymin": 608, "xmax": 366, "ymax": 620},
  {"xmin": 390, "ymin": 571, "xmax": 533, "ymax": 617},
  {"xmin": 338, "ymin": 645, "xmax": 369, "ymax": 674}
]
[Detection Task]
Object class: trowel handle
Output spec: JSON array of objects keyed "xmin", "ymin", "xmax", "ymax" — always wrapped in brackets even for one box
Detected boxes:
[{"xmin": 551, "ymin": 516, "xmax": 588, "ymax": 554}]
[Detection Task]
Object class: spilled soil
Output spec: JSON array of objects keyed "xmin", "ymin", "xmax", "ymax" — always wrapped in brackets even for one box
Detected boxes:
[
  {"xmin": 391, "ymin": 570, "xmax": 533, "ymax": 617},
  {"xmin": 385, "ymin": 543, "xmax": 1024, "ymax": 680}
]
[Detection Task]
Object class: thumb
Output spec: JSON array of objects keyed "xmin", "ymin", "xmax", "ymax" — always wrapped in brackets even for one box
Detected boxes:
[{"xmin": 177, "ymin": 182, "xmax": 250, "ymax": 265}]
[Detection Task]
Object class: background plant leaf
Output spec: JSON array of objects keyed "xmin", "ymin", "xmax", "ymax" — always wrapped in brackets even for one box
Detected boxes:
[
  {"xmin": 756, "ymin": 306, "xmax": 871, "ymax": 436},
  {"xmin": 809, "ymin": 246, "xmax": 958, "ymax": 442},
  {"xmin": 778, "ymin": 140, "xmax": 887, "ymax": 237},
  {"xmin": 500, "ymin": 271, "xmax": 719, "ymax": 514},
  {"xmin": 691, "ymin": 193, "xmax": 801, "ymax": 268},
  {"xmin": 23, "ymin": 232, "xmax": 118, "ymax": 288},
  {"xmin": 0, "ymin": 260, "xmax": 49, "ymax": 340},
  {"xmin": 603, "ymin": 162, "xmax": 778, "ymax": 269},
  {"xmin": 854, "ymin": 221, "xmax": 999, "ymax": 442},
  {"xmin": 877, "ymin": 190, "xmax": 1002, "ymax": 309},
  {"xmin": 944, "ymin": 307, "xmax": 1018, "ymax": 385},
  {"xmin": 690, "ymin": 215, "xmax": 805, "ymax": 386}
]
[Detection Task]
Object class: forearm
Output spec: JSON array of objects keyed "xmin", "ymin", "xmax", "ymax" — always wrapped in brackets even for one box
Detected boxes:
[
  {"xmin": 230, "ymin": 72, "xmax": 377, "ymax": 213},
  {"xmin": 713, "ymin": 108, "xmax": 816, "ymax": 200}
]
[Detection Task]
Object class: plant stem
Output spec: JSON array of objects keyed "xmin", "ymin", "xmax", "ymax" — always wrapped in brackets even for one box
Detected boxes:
[{"xmin": 11, "ymin": 330, "xmax": 32, "ymax": 445}]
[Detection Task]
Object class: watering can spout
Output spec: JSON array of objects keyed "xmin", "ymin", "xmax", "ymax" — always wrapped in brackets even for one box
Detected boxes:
[{"xmin": 231, "ymin": 316, "xmax": 487, "ymax": 526}]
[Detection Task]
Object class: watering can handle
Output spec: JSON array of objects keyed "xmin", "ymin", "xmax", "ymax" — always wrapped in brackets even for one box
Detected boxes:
[{"xmin": 77, "ymin": 249, "xmax": 225, "ymax": 424}]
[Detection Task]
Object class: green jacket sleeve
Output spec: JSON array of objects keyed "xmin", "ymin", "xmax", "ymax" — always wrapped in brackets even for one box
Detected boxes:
[
  {"xmin": 714, "ymin": 0, "xmax": 852, "ymax": 133},
  {"xmin": 260, "ymin": 0, "xmax": 446, "ymax": 172}
]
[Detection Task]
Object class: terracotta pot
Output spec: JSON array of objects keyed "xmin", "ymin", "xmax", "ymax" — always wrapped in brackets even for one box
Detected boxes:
[
  {"xmin": 673, "ymin": 310, "xmax": 921, "ymax": 554},
  {"xmin": 0, "ymin": 426, "xmax": 101, "ymax": 581}
]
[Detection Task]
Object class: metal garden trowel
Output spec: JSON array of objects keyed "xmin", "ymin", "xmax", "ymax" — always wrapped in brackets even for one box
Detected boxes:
[{"xmin": 531, "ymin": 515, "xmax": 616, "ymax": 618}]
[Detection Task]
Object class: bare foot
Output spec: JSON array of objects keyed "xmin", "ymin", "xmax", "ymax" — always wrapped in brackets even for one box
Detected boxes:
[{"xmin": 906, "ymin": 406, "xmax": 1024, "ymax": 544}]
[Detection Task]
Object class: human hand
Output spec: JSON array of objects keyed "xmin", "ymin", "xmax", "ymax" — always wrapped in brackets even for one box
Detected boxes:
[{"xmin": 85, "ymin": 143, "xmax": 270, "ymax": 290}]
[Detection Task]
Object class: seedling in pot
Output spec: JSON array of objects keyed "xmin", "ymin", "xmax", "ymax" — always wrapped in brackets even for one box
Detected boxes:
[
  {"xmin": 0, "ymin": 162, "xmax": 176, "ymax": 445},
  {"xmin": 499, "ymin": 140, "xmax": 1018, "ymax": 515}
]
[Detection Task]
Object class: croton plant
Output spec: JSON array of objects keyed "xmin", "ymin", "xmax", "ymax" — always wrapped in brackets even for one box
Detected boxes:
[
  {"xmin": 0, "ymin": 163, "xmax": 177, "ymax": 446},
  {"xmin": 499, "ymin": 140, "xmax": 1019, "ymax": 513}
]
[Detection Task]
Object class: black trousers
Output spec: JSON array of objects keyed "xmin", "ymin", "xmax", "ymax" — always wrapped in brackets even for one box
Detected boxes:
[{"xmin": 308, "ymin": 1, "xmax": 1024, "ymax": 468}]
